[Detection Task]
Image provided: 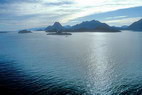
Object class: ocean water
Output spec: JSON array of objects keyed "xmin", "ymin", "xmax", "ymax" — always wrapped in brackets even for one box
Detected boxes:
[{"xmin": 0, "ymin": 31, "xmax": 142, "ymax": 95}]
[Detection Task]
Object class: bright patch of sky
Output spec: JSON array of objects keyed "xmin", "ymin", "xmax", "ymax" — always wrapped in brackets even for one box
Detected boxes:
[{"xmin": 0, "ymin": 0, "xmax": 142, "ymax": 30}]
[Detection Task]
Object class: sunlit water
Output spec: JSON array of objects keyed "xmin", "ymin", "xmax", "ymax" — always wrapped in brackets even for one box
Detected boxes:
[{"xmin": 0, "ymin": 31, "xmax": 142, "ymax": 95}]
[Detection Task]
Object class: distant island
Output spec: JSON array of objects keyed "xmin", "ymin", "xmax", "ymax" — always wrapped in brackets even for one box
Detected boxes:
[
  {"xmin": 46, "ymin": 22, "xmax": 72, "ymax": 35},
  {"xmin": 18, "ymin": 30, "xmax": 32, "ymax": 33},
  {"xmin": 47, "ymin": 32, "xmax": 72, "ymax": 35},
  {"xmin": 0, "ymin": 31, "xmax": 8, "ymax": 33},
  {"xmin": 45, "ymin": 20, "xmax": 121, "ymax": 32}
]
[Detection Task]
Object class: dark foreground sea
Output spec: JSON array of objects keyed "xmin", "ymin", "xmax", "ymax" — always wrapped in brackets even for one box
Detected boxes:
[{"xmin": 0, "ymin": 31, "xmax": 142, "ymax": 95}]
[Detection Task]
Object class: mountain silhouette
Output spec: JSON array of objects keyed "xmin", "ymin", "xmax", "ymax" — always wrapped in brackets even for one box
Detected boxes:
[
  {"xmin": 128, "ymin": 19, "xmax": 142, "ymax": 31},
  {"xmin": 45, "ymin": 20, "xmax": 120, "ymax": 32},
  {"xmin": 45, "ymin": 22, "xmax": 64, "ymax": 32}
]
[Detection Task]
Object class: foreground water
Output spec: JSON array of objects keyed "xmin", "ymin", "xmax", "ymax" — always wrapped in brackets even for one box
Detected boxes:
[{"xmin": 0, "ymin": 31, "xmax": 142, "ymax": 95}]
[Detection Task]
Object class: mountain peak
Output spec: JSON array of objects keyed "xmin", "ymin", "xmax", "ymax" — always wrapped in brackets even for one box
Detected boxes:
[
  {"xmin": 53, "ymin": 22, "xmax": 62, "ymax": 27},
  {"xmin": 45, "ymin": 22, "xmax": 63, "ymax": 32},
  {"xmin": 90, "ymin": 20, "xmax": 98, "ymax": 22}
]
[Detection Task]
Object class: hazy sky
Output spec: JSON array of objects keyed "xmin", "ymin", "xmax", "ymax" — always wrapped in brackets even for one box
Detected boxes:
[{"xmin": 0, "ymin": 0, "xmax": 142, "ymax": 31}]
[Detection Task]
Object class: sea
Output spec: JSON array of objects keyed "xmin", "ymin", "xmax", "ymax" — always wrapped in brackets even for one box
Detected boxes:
[{"xmin": 0, "ymin": 31, "xmax": 142, "ymax": 95}]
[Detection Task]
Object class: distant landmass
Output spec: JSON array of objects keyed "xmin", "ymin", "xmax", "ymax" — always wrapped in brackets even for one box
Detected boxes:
[
  {"xmin": 128, "ymin": 19, "xmax": 142, "ymax": 31},
  {"xmin": 47, "ymin": 32, "xmax": 72, "ymax": 35},
  {"xmin": 110, "ymin": 19, "xmax": 142, "ymax": 31},
  {"xmin": 45, "ymin": 22, "xmax": 72, "ymax": 35},
  {"xmin": 18, "ymin": 30, "xmax": 32, "ymax": 33},
  {"xmin": 0, "ymin": 31, "xmax": 8, "ymax": 33},
  {"xmin": 45, "ymin": 20, "xmax": 121, "ymax": 32},
  {"xmin": 45, "ymin": 22, "xmax": 64, "ymax": 32}
]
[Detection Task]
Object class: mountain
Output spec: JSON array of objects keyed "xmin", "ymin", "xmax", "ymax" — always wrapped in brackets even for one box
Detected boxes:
[
  {"xmin": 121, "ymin": 25, "xmax": 129, "ymax": 29},
  {"xmin": 63, "ymin": 25, "xmax": 71, "ymax": 29},
  {"xmin": 71, "ymin": 20, "xmax": 108, "ymax": 31},
  {"xmin": 45, "ymin": 20, "xmax": 120, "ymax": 32},
  {"xmin": 128, "ymin": 19, "xmax": 142, "ymax": 31},
  {"xmin": 69, "ymin": 20, "xmax": 120, "ymax": 32},
  {"xmin": 45, "ymin": 22, "xmax": 64, "ymax": 32}
]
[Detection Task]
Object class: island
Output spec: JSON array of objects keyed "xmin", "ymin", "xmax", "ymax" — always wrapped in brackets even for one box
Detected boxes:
[
  {"xmin": 46, "ymin": 22, "xmax": 72, "ymax": 35},
  {"xmin": 18, "ymin": 30, "xmax": 32, "ymax": 33},
  {"xmin": 0, "ymin": 31, "xmax": 8, "ymax": 33},
  {"xmin": 47, "ymin": 32, "xmax": 72, "ymax": 35}
]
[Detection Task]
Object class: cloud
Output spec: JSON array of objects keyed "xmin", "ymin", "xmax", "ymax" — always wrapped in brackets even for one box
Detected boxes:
[
  {"xmin": 103, "ymin": 17, "xmax": 142, "ymax": 26},
  {"xmin": 62, "ymin": 0, "xmax": 142, "ymax": 23},
  {"xmin": 44, "ymin": 1, "xmax": 74, "ymax": 6},
  {"xmin": 105, "ymin": 16, "xmax": 127, "ymax": 20},
  {"xmin": 65, "ymin": 6, "xmax": 142, "ymax": 26},
  {"xmin": 0, "ymin": 0, "xmax": 142, "ymax": 30}
]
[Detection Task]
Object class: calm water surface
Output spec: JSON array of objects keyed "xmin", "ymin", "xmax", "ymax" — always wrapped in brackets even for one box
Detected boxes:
[{"xmin": 0, "ymin": 31, "xmax": 142, "ymax": 95}]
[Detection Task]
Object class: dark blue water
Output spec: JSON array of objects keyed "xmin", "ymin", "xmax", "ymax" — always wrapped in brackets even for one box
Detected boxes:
[{"xmin": 0, "ymin": 31, "xmax": 142, "ymax": 95}]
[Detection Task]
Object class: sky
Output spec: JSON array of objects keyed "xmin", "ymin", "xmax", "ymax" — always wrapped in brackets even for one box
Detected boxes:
[{"xmin": 0, "ymin": 0, "xmax": 142, "ymax": 31}]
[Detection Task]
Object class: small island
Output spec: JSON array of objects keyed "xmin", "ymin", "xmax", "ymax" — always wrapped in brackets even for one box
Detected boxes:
[
  {"xmin": 47, "ymin": 30, "xmax": 72, "ymax": 35},
  {"xmin": 18, "ymin": 30, "xmax": 32, "ymax": 33},
  {"xmin": 0, "ymin": 31, "xmax": 8, "ymax": 33},
  {"xmin": 47, "ymin": 32, "xmax": 72, "ymax": 35}
]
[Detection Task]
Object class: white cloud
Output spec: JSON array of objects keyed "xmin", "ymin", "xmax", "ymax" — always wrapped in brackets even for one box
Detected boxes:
[
  {"xmin": 105, "ymin": 16, "xmax": 127, "ymax": 20},
  {"xmin": 62, "ymin": 0, "xmax": 142, "ymax": 23},
  {"xmin": 103, "ymin": 17, "xmax": 142, "ymax": 26},
  {"xmin": 0, "ymin": 0, "xmax": 142, "ymax": 30}
]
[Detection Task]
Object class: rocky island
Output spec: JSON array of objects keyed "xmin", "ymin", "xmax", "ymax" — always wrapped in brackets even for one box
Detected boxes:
[
  {"xmin": 18, "ymin": 30, "xmax": 32, "ymax": 33},
  {"xmin": 46, "ymin": 22, "xmax": 72, "ymax": 35}
]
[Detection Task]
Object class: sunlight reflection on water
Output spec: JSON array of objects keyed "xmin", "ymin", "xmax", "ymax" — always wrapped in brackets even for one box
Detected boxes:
[{"xmin": 0, "ymin": 31, "xmax": 142, "ymax": 95}]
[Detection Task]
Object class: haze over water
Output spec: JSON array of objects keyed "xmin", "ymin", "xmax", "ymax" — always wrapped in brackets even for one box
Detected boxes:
[{"xmin": 0, "ymin": 31, "xmax": 142, "ymax": 95}]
